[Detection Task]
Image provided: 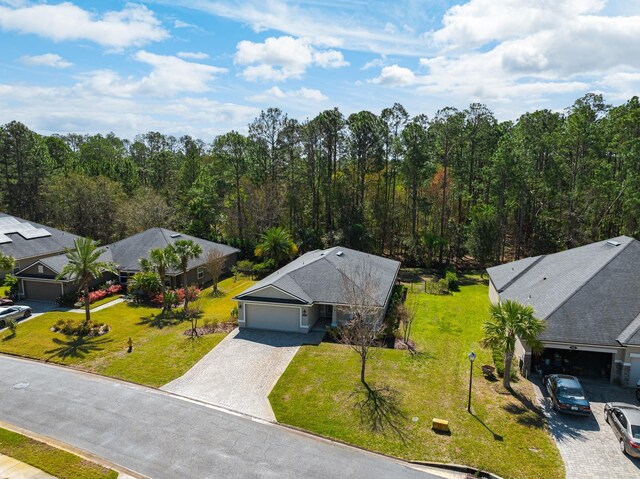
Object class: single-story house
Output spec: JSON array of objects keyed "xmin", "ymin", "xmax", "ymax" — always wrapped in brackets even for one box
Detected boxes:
[
  {"xmin": 15, "ymin": 227, "xmax": 239, "ymax": 301},
  {"xmin": 108, "ymin": 228, "xmax": 239, "ymax": 288},
  {"xmin": 487, "ymin": 235, "xmax": 640, "ymax": 387},
  {"xmin": 234, "ymin": 246, "xmax": 401, "ymax": 333},
  {"xmin": 0, "ymin": 213, "xmax": 79, "ymax": 277}
]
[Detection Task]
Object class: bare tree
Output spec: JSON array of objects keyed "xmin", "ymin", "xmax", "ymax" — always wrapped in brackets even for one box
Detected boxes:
[
  {"xmin": 397, "ymin": 300, "xmax": 417, "ymax": 350},
  {"xmin": 204, "ymin": 249, "xmax": 226, "ymax": 294},
  {"xmin": 333, "ymin": 261, "xmax": 383, "ymax": 386}
]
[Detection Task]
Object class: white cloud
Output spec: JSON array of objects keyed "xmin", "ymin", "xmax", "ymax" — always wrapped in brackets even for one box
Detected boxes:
[
  {"xmin": 173, "ymin": 19, "xmax": 194, "ymax": 29},
  {"xmin": 247, "ymin": 86, "xmax": 328, "ymax": 102},
  {"xmin": 166, "ymin": 0, "xmax": 431, "ymax": 56},
  {"xmin": 361, "ymin": 57, "xmax": 386, "ymax": 70},
  {"xmin": 369, "ymin": 65, "xmax": 416, "ymax": 86},
  {"xmin": 234, "ymin": 35, "xmax": 348, "ymax": 81},
  {"xmin": 177, "ymin": 51, "xmax": 209, "ymax": 60},
  {"xmin": 79, "ymin": 51, "xmax": 227, "ymax": 97},
  {"xmin": 0, "ymin": 2, "xmax": 168, "ymax": 49},
  {"xmin": 20, "ymin": 53, "xmax": 72, "ymax": 68},
  {"xmin": 364, "ymin": 1, "xmax": 640, "ymax": 106},
  {"xmin": 0, "ymin": 82, "xmax": 258, "ymax": 138}
]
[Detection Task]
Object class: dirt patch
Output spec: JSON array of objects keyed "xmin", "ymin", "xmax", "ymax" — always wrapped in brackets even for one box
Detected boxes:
[
  {"xmin": 393, "ymin": 338, "xmax": 416, "ymax": 351},
  {"xmin": 183, "ymin": 321, "xmax": 237, "ymax": 337}
]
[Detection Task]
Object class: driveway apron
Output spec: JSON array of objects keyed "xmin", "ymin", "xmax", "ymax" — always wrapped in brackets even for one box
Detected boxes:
[{"xmin": 162, "ymin": 328, "xmax": 325, "ymax": 421}]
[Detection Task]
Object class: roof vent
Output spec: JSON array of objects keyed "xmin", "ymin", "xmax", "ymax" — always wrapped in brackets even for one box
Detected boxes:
[
  {"xmin": 170, "ymin": 233, "xmax": 182, "ymax": 238},
  {"xmin": 336, "ymin": 251, "xmax": 344, "ymax": 257},
  {"xmin": 607, "ymin": 240, "xmax": 620, "ymax": 247}
]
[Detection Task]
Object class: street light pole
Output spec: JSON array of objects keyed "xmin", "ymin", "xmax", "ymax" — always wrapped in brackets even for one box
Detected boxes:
[{"xmin": 468, "ymin": 351, "xmax": 476, "ymax": 413}]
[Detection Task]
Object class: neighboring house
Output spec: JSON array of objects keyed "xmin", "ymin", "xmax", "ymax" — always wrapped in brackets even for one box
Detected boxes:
[
  {"xmin": 15, "ymin": 227, "xmax": 239, "ymax": 301},
  {"xmin": 234, "ymin": 246, "xmax": 401, "ymax": 334},
  {"xmin": 108, "ymin": 228, "xmax": 239, "ymax": 288},
  {"xmin": 0, "ymin": 213, "xmax": 79, "ymax": 276},
  {"xmin": 487, "ymin": 236, "xmax": 640, "ymax": 387}
]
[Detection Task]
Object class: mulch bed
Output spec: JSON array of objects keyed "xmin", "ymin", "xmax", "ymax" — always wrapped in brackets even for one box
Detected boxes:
[
  {"xmin": 393, "ymin": 338, "xmax": 417, "ymax": 351},
  {"xmin": 183, "ymin": 321, "xmax": 237, "ymax": 337}
]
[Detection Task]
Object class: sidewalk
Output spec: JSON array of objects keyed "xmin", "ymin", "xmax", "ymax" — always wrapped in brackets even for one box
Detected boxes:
[{"xmin": 0, "ymin": 453, "xmax": 56, "ymax": 479}]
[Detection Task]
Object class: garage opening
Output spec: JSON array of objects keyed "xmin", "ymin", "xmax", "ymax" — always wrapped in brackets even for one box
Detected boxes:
[{"xmin": 532, "ymin": 348, "xmax": 613, "ymax": 380}]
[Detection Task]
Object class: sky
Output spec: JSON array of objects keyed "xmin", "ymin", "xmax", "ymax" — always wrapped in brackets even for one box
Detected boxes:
[{"xmin": 1, "ymin": 0, "xmax": 640, "ymax": 140}]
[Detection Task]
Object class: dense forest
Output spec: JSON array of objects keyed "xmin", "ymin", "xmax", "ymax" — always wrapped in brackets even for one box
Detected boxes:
[{"xmin": 1, "ymin": 92, "xmax": 639, "ymax": 269}]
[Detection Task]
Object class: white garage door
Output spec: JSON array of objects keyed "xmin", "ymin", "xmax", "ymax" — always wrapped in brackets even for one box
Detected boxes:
[
  {"xmin": 245, "ymin": 303, "xmax": 301, "ymax": 333},
  {"xmin": 630, "ymin": 356, "xmax": 640, "ymax": 387}
]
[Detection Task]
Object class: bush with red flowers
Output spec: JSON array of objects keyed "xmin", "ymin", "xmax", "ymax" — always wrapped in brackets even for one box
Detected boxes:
[{"xmin": 75, "ymin": 283, "xmax": 124, "ymax": 307}]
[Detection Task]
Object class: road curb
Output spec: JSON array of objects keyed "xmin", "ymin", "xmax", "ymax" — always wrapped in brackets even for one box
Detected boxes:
[{"xmin": 409, "ymin": 461, "xmax": 505, "ymax": 479}]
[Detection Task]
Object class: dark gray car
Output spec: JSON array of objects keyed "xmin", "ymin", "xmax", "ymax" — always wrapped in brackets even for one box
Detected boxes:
[
  {"xmin": 0, "ymin": 306, "xmax": 31, "ymax": 328},
  {"xmin": 605, "ymin": 402, "xmax": 640, "ymax": 458}
]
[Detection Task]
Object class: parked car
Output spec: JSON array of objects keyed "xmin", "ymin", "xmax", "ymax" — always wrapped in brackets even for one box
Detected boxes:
[
  {"xmin": 0, "ymin": 305, "xmax": 32, "ymax": 328},
  {"xmin": 0, "ymin": 298, "xmax": 13, "ymax": 306},
  {"xmin": 544, "ymin": 374, "xmax": 591, "ymax": 415},
  {"xmin": 605, "ymin": 402, "xmax": 640, "ymax": 458}
]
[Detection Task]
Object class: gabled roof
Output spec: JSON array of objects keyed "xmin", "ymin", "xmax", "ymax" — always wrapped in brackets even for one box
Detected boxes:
[
  {"xmin": 0, "ymin": 213, "xmax": 80, "ymax": 261},
  {"xmin": 16, "ymin": 228, "xmax": 238, "ymax": 279},
  {"xmin": 235, "ymin": 246, "xmax": 401, "ymax": 307},
  {"xmin": 487, "ymin": 236, "xmax": 640, "ymax": 346},
  {"xmin": 107, "ymin": 228, "xmax": 239, "ymax": 274}
]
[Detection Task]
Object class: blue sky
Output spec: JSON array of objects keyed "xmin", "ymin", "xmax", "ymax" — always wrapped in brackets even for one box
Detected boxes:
[{"xmin": 1, "ymin": 0, "xmax": 640, "ymax": 139}]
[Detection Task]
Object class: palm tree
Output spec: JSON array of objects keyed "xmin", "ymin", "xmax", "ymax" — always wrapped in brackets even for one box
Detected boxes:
[
  {"xmin": 482, "ymin": 300, "xmax": 546, "ymax": 389},
  {"xmin": 140, "ymin": 247, "xmax": 177, "ymax": 313},
  {"xmin": 57, "ymin": 238, "xmax": 117, "ymax": 326},
  {"xmin": 168, "ymin": 239, "xmax": 202, "ymax": 310},
  {"xmin": 254, "ymin": 227, "xmax": 298, "ymax": 268},
  {"xmin": 0, "ymin": 252, "xmax": 15, "ymax": 272}
]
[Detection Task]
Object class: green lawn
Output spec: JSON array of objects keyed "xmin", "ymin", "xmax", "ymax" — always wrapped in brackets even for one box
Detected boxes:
[
  {"xmin": 269, "ymin": 276, "xmax": 564, "ymax": 479},
  {"xmin": 0, "ymin": 427, "xmax": 116, "ymax": 479},
  {"xmin": 0, "ymin": 276, "xmax": 255, "ymax": 387}
]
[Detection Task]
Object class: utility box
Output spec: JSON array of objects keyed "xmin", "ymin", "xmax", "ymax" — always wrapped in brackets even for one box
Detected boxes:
[{"xmin": 432, "ymin": 418, "xmax": 450, "ymax": 433}]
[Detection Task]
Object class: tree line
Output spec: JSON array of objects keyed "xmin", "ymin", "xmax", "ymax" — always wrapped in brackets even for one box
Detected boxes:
[{"xmin": 2, "ymin": 93, "xmax": 639, "ymax": 268}]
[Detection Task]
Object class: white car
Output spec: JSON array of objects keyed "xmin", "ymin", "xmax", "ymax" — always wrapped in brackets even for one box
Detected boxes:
[{"xmin": 0, "ymin": 306, "xmax": 32, "ymax": 328}]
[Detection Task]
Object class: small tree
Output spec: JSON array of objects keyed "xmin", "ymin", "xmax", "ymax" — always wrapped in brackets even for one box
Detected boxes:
[
  {"xmin": 466, "ymin": 205, "xmax": 499, "ymax": 277},
  {"xmin": 204, "ymin": 248, "xmax": 226, "ymax": 294},
  {"xmin": 482, "ymin": 300, "xmax": 546, "ymax": 389},
  {"xmin": 0, "ymin": 252, "xmax": 15, "ymax": 272},
  {"xmin": 333, "ymin": 261, "xmax": 383, "ymax": 386},
  {"xmin": 168, "ymin": 239, "xmax": 203, "ymax": 310},
  {"xmin": 127, "ymin": 271, "xmax": 163, "ymax": 302},
  {"xmin": 254, "ymin": 226, "xmax": 298, "ymax": 268},
  {"xmin": 58, "ymin": 238, "xmax": 117, "ymax": 327},
  {"xmin": 140, "ymin": 246, "xmax": 177, "ymax": 313},
  {"xmin": 397, "ymin": 300, "xmax": 417, "ymax": 348}
]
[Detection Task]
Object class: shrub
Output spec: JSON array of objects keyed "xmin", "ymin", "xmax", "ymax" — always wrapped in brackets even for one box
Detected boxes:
[
  {"xmin": 50, "ymin": 318, "xmax": 110, "ymax": 337},
  {"xmin": 445, "ymin": 270, "xmax": 459, "ymax": 291},
  {"xmin": 56, "ymin": 292, "xmax": 77, "ymax": 306},
  {"xmin": 236, "ymin": 260, "xmax": 255, "ymax": 272},
  {"xmin": 3, "ymin": 274, "xmax": 18, "ymax": 298},
  {"xmin": 253, "ymin": 259, "xmax": 276, "ymax": 272},
  {"xmin": 6, "ymin": 317, "xmax": 17, "ymax": 335},
  {"xmin": 492, "ymin": 348, "xmax": 518, "ymax": 381}
]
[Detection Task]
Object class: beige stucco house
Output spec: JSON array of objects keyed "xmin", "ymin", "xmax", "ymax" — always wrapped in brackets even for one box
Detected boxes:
[{"xmin": 487, "ymin": 236, "xmax": 640, "ymax": 387}]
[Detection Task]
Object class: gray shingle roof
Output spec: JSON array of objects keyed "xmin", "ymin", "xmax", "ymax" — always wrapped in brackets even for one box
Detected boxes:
[
  {"xmin": 487, "ymin": 236, "xmax": 640, "ymax": 346},
  {"xmin": 0, "ymin": 213, "xmax": 80, "ymax": 261},
  {"xmin": 108, "ymin": 228, "xmax": 239, "ymax": 274},
  {"xmin": 17, "ymin": 228, "xmax": 238, "ymax": 278},
  {"xmin": 236, "ymin": 246, "xmax": 401, "ymax": 307}
]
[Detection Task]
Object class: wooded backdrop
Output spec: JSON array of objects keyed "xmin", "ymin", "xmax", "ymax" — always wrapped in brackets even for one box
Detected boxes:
[{"xmin": 2, "ymin": 93, "xmax": 639, "ymax": 268}]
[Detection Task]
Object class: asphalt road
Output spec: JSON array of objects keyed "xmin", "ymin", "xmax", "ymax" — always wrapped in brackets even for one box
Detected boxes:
[{"xmin": 0, "ymin": 356, "xmax": 439, "ymax": 479}]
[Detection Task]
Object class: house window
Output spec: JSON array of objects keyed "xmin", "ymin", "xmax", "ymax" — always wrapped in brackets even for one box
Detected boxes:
[
  {"xmin": 197, "ymin": 267, "xmax": 204, "ymax": 279},
  {"xmin": 37, "ymin": 265, "xmax": 44, "ymax": 274}
]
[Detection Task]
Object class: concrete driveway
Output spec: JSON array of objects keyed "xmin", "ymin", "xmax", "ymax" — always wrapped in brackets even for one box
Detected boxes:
[
  {"xmin": 533, "ymin": 376, "xmax": 640, "ymax": 478},
  {"xmin": 0, "ymin": 355, "xmax": 443, "ymax": 479},
  {"xmin": 162, "ymin": 328, "xmax": 325, "ymax": 421}
]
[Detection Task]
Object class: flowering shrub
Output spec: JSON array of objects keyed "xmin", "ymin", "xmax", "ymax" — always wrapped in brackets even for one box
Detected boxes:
[
  {"xmin": 150, "ymin": 287, "xmax": 200, "ymax": 308},
  {"xmin": 76, "ymin": 283, "xmax": 124, "ymax": 306}
]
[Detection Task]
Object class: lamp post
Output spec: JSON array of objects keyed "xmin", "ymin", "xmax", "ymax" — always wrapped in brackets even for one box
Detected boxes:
[{"xmin": 467, "ymin": 351, "xmax": 476, "ymax": 413}]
